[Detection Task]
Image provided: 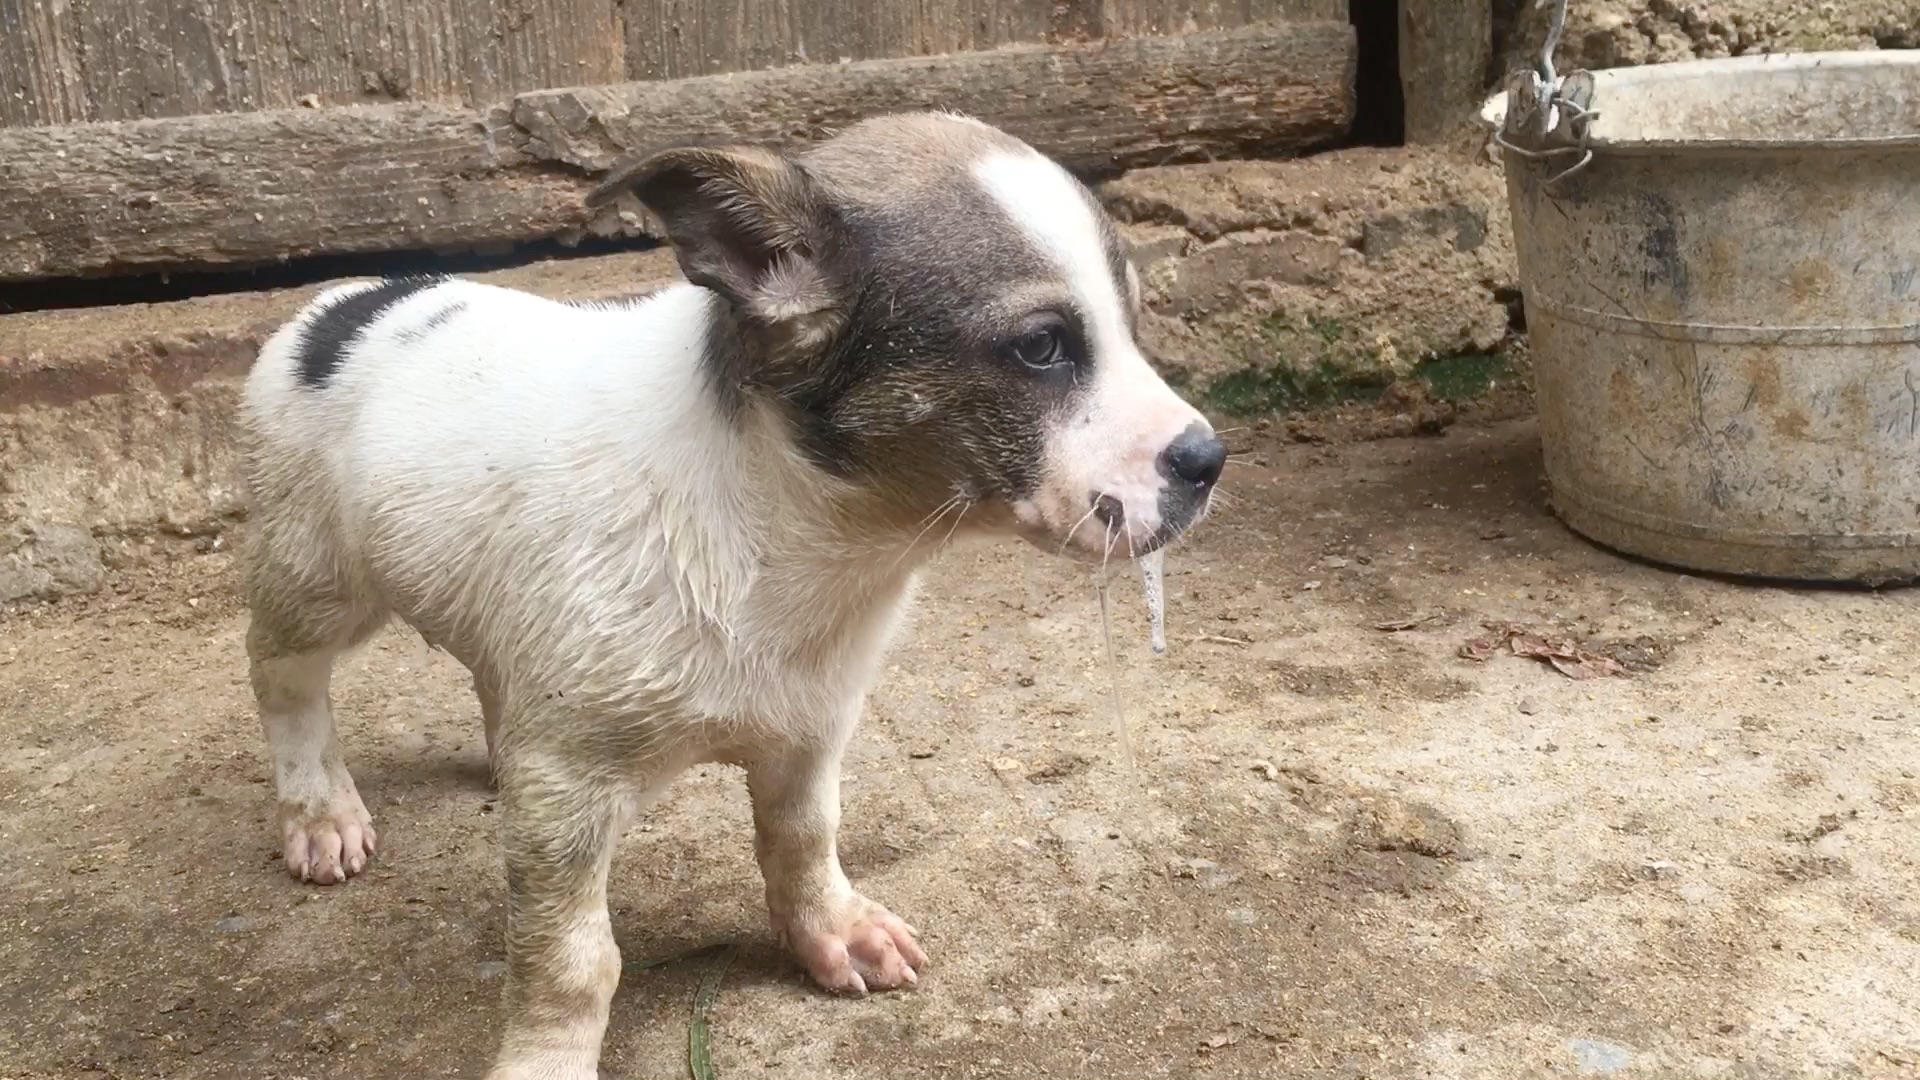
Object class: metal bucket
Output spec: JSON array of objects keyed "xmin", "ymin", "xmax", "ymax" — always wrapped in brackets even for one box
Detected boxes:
[{"xmin": 1483, "ymin": 50, "xmax": 1920, "ymax": 583}]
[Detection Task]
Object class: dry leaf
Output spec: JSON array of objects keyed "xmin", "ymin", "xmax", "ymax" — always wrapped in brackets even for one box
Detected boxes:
[{"xmin": 1459, "ymin": 622, "xmax": 1627, "ymax": 680}]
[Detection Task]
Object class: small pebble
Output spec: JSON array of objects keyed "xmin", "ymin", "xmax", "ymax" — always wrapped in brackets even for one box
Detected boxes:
[
  {"xmin": 1568, "ymin": 1038, "xmax": 1632, "ymax": 1074},
  {"xmin": 1517, "ymin": 697, "xmax": 1541, "ymax": 716}
]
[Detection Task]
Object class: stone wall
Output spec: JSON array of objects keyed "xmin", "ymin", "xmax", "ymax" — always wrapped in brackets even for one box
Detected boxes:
[
  {"xmin": 1104, "ymin": 148, "xmax": 1518, "ymax": 415},
  {"xmin": 1498, "ymin": 0, "xmax": 1915, "ymax": 72}
]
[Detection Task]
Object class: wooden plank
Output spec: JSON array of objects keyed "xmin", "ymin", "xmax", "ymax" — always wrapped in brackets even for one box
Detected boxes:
[
  {"xmin": 1100, "ymin": 0, "xmax": 1346, "ymax": 38},
  {"xmin": 1, "ymin": 0, "xmax": 624, "ymax": 127},
  {"xmin": 450, "ymin": 0, "xmax": 627, "ymax": 102},
  {"xmin": 622, "ymin": 0, "xmax": 1053, "ymax": 81},
  {"xmin": 0, "ymin": 0, "xmax": 89, "ymax": 128},
  {"xmin": 1399, "ymin": 0, "xmax": 1493, "ymax": 144},
  {"xmin": 620, "ymin": 0, "xmax": 1345, "ymax": 79},
  {"xmin": 0, "ymin": 104, "xmax": 587, "ymax": 281},
  {"xmin": 0, "ymin": 21, "xmax": 1355, "ymax": 281},
  {"xmin": 519, "ymin": 19, "xmax": 1358, "ymax": 176}
]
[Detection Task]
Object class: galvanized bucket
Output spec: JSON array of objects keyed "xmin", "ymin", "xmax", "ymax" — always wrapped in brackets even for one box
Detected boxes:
[{"xmin": 1483, "ymin": 47, "xmax": 1920, "ymax": 583}]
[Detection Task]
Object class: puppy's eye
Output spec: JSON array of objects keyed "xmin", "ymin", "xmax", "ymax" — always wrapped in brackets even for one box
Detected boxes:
[{"xmin": 1003, "ymin": 326, "xmax": 1067, "ymax": 371}]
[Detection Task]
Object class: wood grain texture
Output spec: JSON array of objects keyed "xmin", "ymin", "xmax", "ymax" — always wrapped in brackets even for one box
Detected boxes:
[
  {"xmin": 0, "ymin": 104, "xmax": 586, "ymax": 280},
  {"xmin": 5, "ymin": 0, "xmax": 1343, "ymax": 126},
  {"xmin": 1399, "ymin": 0, "xmax": 1493, "ymax": 143},
  {"xmin": 0, "ymin": 21, "xmax": 1355, "ymax": 280},
  {"xmin": 1100, "ymin": 0, "xmax": 1345, "ymax": 38},
  {"xmin": 523, "ymin": 19, "xmax": 1358, "ymax": 175},
  {"xmin": 620, "ymin": 0, "xmax": 1344, "ymax": 79},
  {"xmin": 1, "ymin": 0, "xmax": 625, "ymax": 127},
  {"xmin": 0, "ymin": 0, "xmax": 90, "ymax": 127}
]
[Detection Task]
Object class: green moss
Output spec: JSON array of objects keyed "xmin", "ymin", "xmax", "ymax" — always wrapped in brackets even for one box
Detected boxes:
[
  {"xmin": 1194, "ymin": 346, "xmax": 1516, "ymax": 418},
  {"xmin": 1177, "ymin": 309, "xmax": 1518, "ymax": 418},
  {"xmin": 1198, "ymin": 361, "xmax": 1388, "ymax": 416},
  {"xmin": 1414, "ymin": 350, "xmax": 1510, "ymax": 402},
  {"xmin": 1191, "ymin": 313, "xmax": 1386, "ymax": 415}
]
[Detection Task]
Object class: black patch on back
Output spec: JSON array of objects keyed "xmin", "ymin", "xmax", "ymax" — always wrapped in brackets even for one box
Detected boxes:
[
  {"xmin": 294, "ymin": 275, "xmax": 448, "ymax": 387},
  {"xmin": 391, "ymin": 299, "xmax": 469, "ymax": 345}
]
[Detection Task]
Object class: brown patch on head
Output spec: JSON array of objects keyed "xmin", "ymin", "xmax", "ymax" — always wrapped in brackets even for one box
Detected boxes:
[
  {"xmin": 588, "ymin": 144, "xmax": 846, "ymax": 382},
  {"xmin": 592, "ymin": 111, "xmax": 1168, "ymax": 542}
]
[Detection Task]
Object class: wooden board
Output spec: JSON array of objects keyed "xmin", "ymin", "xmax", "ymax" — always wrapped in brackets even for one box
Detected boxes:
[
  {"xmin": 620, "ymin": 0, "xmax": 1345, "ymax": 80},
  {"xmin": 0, "ymin": 21, "xmax": 1355, "ymax": 281},
  {"xmin": 0, "ymin": 0, "xmax": 90, "ymax": 127},
  {"xmin": 1, "ymin": 0, "xmax": 1345, "ymax": 128},
  {"xmin": 1399, "ymin": 0, "xmax": 1494, "ymax": 144},
  {"xmin": 519, "ymin": 19, "xmax": 1357, "ymax": 176},
  {"xmin": 0, "ymin": 0, "xmax": 627, "ymax": 129},
  {"xmin": 0, "ymin": 104, "xmax": 587, "ymax": 282}
]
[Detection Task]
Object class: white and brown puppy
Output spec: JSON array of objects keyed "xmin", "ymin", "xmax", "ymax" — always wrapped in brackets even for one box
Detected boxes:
[{"xmin": 240, "ymin": 111, "xmax": 1224, "ymax": 1079}]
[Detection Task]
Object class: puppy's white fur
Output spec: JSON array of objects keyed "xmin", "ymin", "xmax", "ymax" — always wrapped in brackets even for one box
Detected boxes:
[
  {"xmin": 240, "ymin": 113, "xmax": 1218, "ymax": 1080},
  {"xmin": 975, "ymin": 149, "xmax": 1202, "ymax": 550}
]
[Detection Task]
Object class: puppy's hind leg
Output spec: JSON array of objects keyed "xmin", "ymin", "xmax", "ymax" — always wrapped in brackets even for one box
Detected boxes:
[{"xmin": 247, "ymin": 570, "xmax": 387, "ymax": 885}]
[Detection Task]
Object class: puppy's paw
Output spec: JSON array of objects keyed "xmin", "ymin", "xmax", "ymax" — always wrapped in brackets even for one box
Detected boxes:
[
  {"xmin": 781, "ymin": 894, "xmax": 927, "ymax": 995},
  {"xmin": 278, "ymin": 797, "xmax": 377, "ymax": 885},
  {"xmin": 482, "ymin": 1060, "xmax": 595, "ymax": 1080}
]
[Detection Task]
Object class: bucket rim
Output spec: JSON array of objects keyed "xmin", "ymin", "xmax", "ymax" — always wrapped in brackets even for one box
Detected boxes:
[{"xmin": 1480, "ymin": 49, "xmax": 1920, "ymax": 152}]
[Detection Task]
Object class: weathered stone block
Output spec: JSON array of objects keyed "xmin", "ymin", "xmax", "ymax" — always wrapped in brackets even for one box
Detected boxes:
[{"xmin": 1, "ymin": 522, "xmax": 105, "ymax": 602}]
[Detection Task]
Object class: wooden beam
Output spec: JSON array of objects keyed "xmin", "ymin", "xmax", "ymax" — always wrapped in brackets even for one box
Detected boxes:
[
  {"xmin": 0, "ymin": 0, "xmax": 628, "ymax": 128},
  {"xmin": 1399, "ymin": 0, "xmax": 1494, "ymax": 145},
  {"xmin": 0, "ymin": 104, "xmax": 589, "ymax": 282},
  {"xmin": 514, "ymin": 20, "xmax": 1357, "ymax": 177},
  {"xmin": 0, "ymin": 21, "xmax": 1355, "ymax": 282},
  {"xmin": 617, "ymin": 0, "xmax": 1346, "ymax": 81}
]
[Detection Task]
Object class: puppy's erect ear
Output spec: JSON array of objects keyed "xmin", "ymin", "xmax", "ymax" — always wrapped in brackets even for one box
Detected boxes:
[{"xmin": 589, "ymin": 146, "xmax": 843, "ymax": 342}]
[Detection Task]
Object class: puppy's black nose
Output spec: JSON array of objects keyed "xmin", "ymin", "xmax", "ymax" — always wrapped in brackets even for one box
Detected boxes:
[{"xmin": 1159, "ymin": 424, "xmax": 1227, "ymax": 490}]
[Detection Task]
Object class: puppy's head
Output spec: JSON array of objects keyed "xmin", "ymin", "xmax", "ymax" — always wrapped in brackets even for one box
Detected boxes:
[{"xmin": 591, "ymin": 112, "xmax": 1224, "ymax": 558}]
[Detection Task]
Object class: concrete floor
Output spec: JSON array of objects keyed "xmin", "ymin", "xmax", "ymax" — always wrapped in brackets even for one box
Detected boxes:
[{"xmin": 3, "ymin": 416, "xmax": 1918, "ymax": 1079}]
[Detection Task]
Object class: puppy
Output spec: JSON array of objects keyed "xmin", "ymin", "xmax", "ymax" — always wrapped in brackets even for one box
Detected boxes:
[{"xmin": 239, "ymin": 111, "xmax": 1225, "ymax": 1079}]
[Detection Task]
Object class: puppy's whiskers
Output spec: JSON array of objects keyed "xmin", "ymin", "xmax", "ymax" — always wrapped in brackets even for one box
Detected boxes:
[
  {"xmin": 885, "ymin": 494, "xmax": 968, "ymax": 577},
  {"xmin": 1057, "ymin": 499, "xmax": 1106, "ymax": 558},
  {"xmin": 934, "ymin": 496, "xmax": 970, "ymax": 551}
]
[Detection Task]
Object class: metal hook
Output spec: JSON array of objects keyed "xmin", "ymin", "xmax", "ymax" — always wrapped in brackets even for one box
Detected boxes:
[{"xmin": 1535, "ymin": 0, "xmax": 1569, "ymax": 88}]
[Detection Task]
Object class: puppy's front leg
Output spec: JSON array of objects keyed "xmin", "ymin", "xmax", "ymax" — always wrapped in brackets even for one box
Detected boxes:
[
  {"xmin": 486, "ymin": 751, "xmax": 627, "ymax": 1080},
  {"xmin": 748, "ymin": 738, "xmax": 927, "ymax": 994}
]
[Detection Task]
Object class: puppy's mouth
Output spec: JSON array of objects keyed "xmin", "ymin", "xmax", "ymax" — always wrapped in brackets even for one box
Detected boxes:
[
  {"xmin": 1007, "ymin": 486, "xmax": 1212, "ymax": 562},
  {"xmin": 1067, "ymin": 490, "xmax": 1200, "ymax": 561}
]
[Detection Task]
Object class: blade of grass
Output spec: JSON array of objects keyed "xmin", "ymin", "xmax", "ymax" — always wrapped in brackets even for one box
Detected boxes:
[
  {"xmin": 688, "ymin": 944, "xmax": 739, "ymax": 1080},
  {"xmin": 618, "ymin": 941, "xmax": 739, "ymax": 1080},
  {"xmin": 623, "ymin": 941, "xmax": 729, "ymax": 974}
]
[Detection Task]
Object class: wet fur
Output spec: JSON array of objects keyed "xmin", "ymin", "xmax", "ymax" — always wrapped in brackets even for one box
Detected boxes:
[{"xmin": 238, "ymin": 111, "xmax": 1218, "ymax": 1080}]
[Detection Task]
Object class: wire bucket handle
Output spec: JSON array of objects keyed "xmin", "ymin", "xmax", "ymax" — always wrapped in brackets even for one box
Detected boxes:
[{"xmin": 1492, "ymin": 0, "xmax": 1599, "ymax": 188}]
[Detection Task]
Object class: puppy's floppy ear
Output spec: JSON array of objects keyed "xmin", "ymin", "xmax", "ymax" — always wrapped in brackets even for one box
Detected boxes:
[{"xmin": 589, "ymin": 145, "xmax": 843, "ymax": 342}]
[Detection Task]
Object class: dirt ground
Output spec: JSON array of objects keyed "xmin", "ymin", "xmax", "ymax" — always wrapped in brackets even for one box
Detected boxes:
[{"xmin": 4, "ymin": 411, "xmax": 1920, "ymax": 1080}]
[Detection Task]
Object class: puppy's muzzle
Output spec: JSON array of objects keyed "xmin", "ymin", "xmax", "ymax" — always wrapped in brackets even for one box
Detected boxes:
[{"xmin": 1085, "ymin": 422, "xmax": 1225, "ymax": 553}]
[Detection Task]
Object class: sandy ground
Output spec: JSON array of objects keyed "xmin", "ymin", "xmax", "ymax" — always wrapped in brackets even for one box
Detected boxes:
[{"xmin": 4, "ymin": 414, "xmax": 1920, "ymax": 1080}]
